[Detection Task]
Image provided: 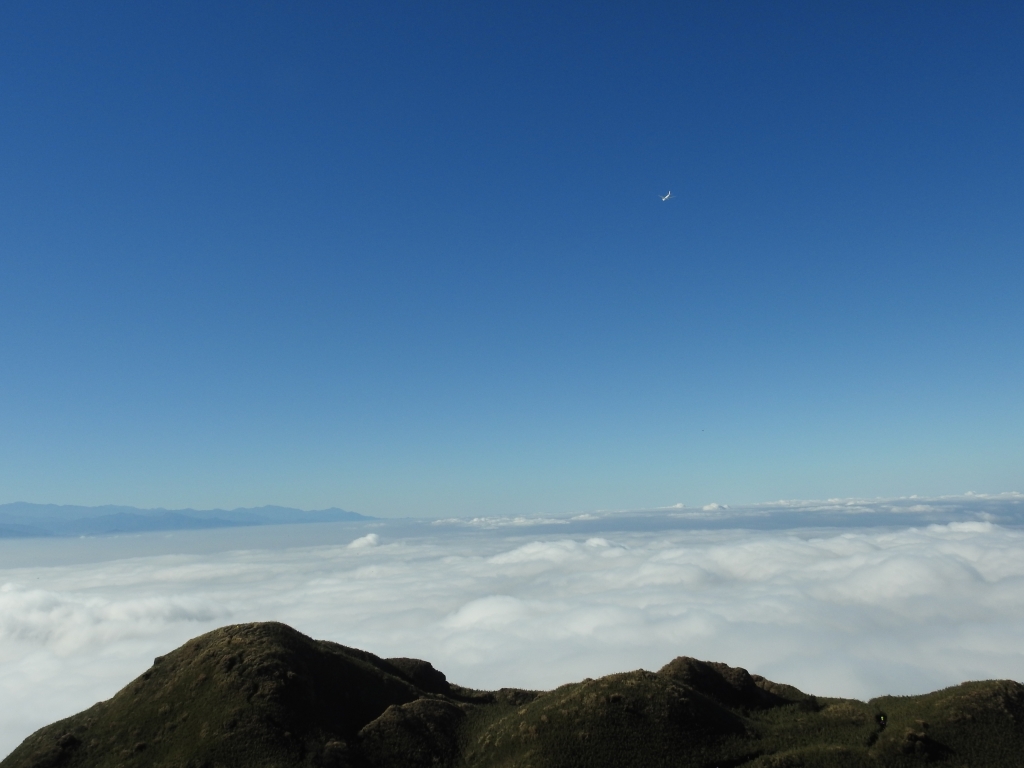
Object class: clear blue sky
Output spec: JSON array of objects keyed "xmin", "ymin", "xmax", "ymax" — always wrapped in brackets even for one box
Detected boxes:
[{"xmin": 1, "ymin": 1, "xmax": 1021, "ymax": 516}]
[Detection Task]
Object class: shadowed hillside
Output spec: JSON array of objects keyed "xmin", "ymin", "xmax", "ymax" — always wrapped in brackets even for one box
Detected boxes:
[{"xmin": 4, "ymin": 623, "xmax": 1023, "ymax": 768}]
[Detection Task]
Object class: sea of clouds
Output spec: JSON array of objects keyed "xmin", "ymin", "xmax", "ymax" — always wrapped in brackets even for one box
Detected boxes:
[{"xmin": 2, "ymin": 494, "xmax": 1024, "ymax": 758}]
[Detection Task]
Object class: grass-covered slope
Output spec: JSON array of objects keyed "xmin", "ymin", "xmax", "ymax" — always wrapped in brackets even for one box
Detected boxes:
[
  {"xmin": 4, "ymin": 622, "xmax": 1023, "ymax": 768},
  {"xmin": 2, "ymin": 622, "xmax": 435, "ymax": 768}
]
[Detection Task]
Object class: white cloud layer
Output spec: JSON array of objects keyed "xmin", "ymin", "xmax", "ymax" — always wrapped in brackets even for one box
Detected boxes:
[{"xmin": 2, "ymin": 510, "xmax": 1024, "ymax": 758}]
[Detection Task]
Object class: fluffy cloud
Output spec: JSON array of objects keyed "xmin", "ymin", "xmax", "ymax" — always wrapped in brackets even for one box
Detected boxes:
[
  {"xmin": 2, "ymin": 506, "xmax": 1024, "ymax": 758},
  {"xmin": 348, "ymin": 533, "xmax": 380, "ymax": 548}
]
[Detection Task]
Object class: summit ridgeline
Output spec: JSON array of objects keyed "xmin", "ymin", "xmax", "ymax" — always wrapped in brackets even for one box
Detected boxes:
[{"xmin": 4, "ymin": 622, "xmax": 1023, "ymax": 768}]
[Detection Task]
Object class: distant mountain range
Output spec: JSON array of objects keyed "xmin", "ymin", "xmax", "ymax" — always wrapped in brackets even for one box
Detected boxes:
[
  {"xmin": 4, "ymin": 493, "xmax": 1023, "ymax": 540},
  {"xmin": 4, "ymin": 621, "xmax": 1023, "ymax": 767},
  {"xmin": 0, "ymin": 503, "xmax": 371, "ymax": 538}
]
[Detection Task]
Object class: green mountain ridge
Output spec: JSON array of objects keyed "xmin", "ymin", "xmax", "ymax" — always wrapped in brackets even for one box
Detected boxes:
[{"xmin": 4, "ymin": 622, "xmax": 1022, "ymax": 768}]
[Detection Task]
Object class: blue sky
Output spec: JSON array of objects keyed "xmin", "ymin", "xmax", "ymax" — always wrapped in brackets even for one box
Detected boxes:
[{"xmin": 1, "ymin": 1, "xmax": 1022, "ymax": 516}]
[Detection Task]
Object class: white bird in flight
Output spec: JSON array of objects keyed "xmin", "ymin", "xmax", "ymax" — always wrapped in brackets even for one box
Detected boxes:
[{"xmin": 661, "ymin": 191, "xmax": 673, "ymax": 201}]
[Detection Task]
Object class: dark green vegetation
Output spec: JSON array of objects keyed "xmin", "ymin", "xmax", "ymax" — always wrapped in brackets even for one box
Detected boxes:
[{"xmin": 4, "ymin": 623, "xmax": 1023, "ymax": 768}]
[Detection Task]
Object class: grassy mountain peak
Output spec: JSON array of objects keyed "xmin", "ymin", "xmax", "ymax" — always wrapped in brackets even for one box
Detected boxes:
[{"xmin": 4, "ymin": 622, "xmax": 1022, "ymax": 767}]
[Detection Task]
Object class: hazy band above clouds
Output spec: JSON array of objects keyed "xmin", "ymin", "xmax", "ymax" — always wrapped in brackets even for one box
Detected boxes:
[
  {"xmin": 1, "ymin": 495, "xmax": 1023, "ymax": 759},
  {"xmin": 1, "ymin": 492, "xmax": 1021, "ymax": 541}
]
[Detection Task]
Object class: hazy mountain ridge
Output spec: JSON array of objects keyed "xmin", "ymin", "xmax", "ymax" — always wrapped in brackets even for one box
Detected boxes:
[
  {"xmin": 4, "ymin": 623, "xmax": 1022, "ymax": 768},
  {"xmin": 443, "ymin": 494, "xmax": 1024, "ymax": 533},
  {"xmin": 0, "ymin": 504, "xmax": 371, "ymax": 538},
  {"xmin": 3, "ymin": 494, "xmax": 1022, "ymax": 540}
]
